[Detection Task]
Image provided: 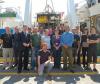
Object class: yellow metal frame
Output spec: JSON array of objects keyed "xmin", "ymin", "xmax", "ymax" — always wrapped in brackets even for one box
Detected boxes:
[{"xmin": 0, "ymin": 72, "xmax": 97, "ymax": 76}]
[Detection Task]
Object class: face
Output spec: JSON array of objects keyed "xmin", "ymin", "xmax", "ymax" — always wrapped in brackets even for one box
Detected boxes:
[
  {"xmin": 34, "ymin": 28, "xmax": 38, "ymax": 33},
  {"xmin": 65, "ymin": 26, "xmax": 70, "ymax": 32},
  {"xmin": 44, "ymin": 29, "xmax": 49, "ymax": 36},
  {"xmin": 28, "ymin": 28, "xmax": 31, "ymax": 33},
  {"xmin": 23, "ymin": 26, "xmax": 28, "ymax": 32},
  {"xmin": 90, "ymin": 28, "xmax": 96, "ymax": 34},
  {"xmin": 42, "ymin": 43, "xmax": 48, "ymax": 50},
  {"xmin": 5, "ymin": 27, "xmax": 10, "ymax": 34},
  {"xmin": 55, "ymin": 30, "xmax": 59, "ymax": 35},
  {"xmin": 14, "ymin": 27, "xmax": 19, "ymax": 33},
  {"xmin": 72, "ymin": 29, "xmax": 77, "ymax": 34}
]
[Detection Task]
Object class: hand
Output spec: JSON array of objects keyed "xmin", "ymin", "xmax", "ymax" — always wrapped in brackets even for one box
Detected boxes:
[
  {"xmin": 26, "ymin": 44, "xmax": 30, "ymax": 47},
  {"xmin": 63, "ymin": 45, "xmax": 68, "ymax": 48},
  {"xmin": 23, "ymin": 43, "xmax": 27, "ymax": 47}
]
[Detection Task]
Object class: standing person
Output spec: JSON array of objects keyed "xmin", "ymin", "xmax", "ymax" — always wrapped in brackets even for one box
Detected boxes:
[
  {"xmin": 52, "ymin": 29, "xmax": 61, "ymax": 69},
  {"xmin": 81, "ymin": 29, "xmax": 89, "ymax": 69},
  {"xmin": 37, "ymin": 43, "xmax": 52, "ymax": 76},
  {"xmin": 0, "ymin": 27, "xmax": 13, "ymax": 70},
  {"xmin": 31, "ymin": 28, "xmax": 41, "ymax": 70},
  {"xmin": 13, "ymin": 26, "xmax": 22, "ymax": 68},
  {"xmin": 76, "ymin": 26, "xmax": 82, "ymax": 65},
  {"xmin": 59, "ymin": 24, "xmax": 65, "ymax": 35},
  {"xmin": 87, "ymin": 27, "xmax": 99, "ymax": 72},
  {"xmin": 72, "ymin": 28, "xmax": 80, "ymax": 64},
  {"xmin": 17, "ymin": 25, "xmax": 31, "ymax": 73},
  {"xmin": 60, "ymin": 25, "xmax": 74, "ymax": 72},
  {"xmin": 41, "ymin": 29, "xmax": 51, "ymax": 50}
]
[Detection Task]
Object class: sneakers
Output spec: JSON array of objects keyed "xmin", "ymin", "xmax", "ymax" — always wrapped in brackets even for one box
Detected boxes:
[
  {"xmin": 93, "ymin": 68, "xmax": 98, "ymax": 72},
  {"xmin": 84, "ymin": 66, "xmax": 91, "ymax": 71}
]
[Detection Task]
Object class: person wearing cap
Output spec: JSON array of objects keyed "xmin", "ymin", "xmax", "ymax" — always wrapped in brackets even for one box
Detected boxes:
[{"xmin": 60, "ymin": 25, "xmax": 74, "ymax": 72}]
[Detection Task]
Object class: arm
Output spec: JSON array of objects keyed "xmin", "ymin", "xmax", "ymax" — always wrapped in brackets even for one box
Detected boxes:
[
  {"xmin": 37, "ymin": 56, "xmax": 40, "ymax": 73},
  {"xmin": 0, "ymin": 34, "xmax": 4, "ymax": 44},
  {"xmin": 45, "ymin": 55, "xmax": 51, "ymax": 64},
  {"xmin": 0, "ymin": 39, "xmax": 3, "ymax": 44},
  {"xmin": 60, "ymin": 35, "xmax": 68, "ymax": 48},
  {"xmin": 21, "ymin": 33, "xmax": 28, "ymax": 47},
  {"xmin": 88, "ymin": 39, "xmax": 99, "ymax": 44}
]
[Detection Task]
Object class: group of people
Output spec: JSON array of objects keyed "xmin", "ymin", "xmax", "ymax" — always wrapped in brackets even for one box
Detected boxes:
[{"xmin": 0, "ymin": 24, "xmax": 100, "ymax": 76}]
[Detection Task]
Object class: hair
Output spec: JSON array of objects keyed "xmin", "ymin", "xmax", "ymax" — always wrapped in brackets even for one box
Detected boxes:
[
  {"xmin": 41, "ymin": 42, "xmax": 47, "ymax": 48},
  {"xmin": 82, "ymin": 29, "xmax": 88, "ymax": 35},
  {"xmin": 91, "ymin": 26, "xmax": 96, "ymax": 29}
]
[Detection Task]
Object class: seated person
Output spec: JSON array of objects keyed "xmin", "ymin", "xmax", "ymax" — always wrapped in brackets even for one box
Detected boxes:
[{"xmin": 37, "ymin": 43, "xmax": 53, "ymax": 76}]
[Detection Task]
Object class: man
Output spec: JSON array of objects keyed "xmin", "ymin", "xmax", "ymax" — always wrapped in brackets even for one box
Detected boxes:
[
  {"xmin": 72, "ymin": 28, "xmax": 80, "ymax": 65},
  {"xmin": 13, "ymin": 26, "xmax": 21, "ymax": 68},
  {"xmin": 17, "ymin": 25, "xmax": 31, "ymax": 73},
  {"xmin": 87, "ymin": 27, "xmax": 99, "ymax": 72},
  {"xmin": 31, "ymin": 28, "xmax": 41, "ymax": 70},
  {"xmin": 41, "ymin": 29, "xmax": 51, "ymax": 50},
  {"xmin": 81, "ymin": 29, "xmax": 89, "ymax": 69},
  {"xmin": 60, "ymin": 25, "xmax": 74, "ymax": 72},
  {"xmin": 0, "ymin": 27, "xmax": 13, "ymax": 70}
]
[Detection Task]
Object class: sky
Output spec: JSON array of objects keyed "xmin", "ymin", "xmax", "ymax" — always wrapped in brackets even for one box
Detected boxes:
[{"xmin": 0, "ymin": 0, "xmax": 86, "ymax": 21}]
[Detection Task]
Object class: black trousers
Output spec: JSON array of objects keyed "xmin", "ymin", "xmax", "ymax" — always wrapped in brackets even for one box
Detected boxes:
[
  {"xmin": 53, "ymin": 48, "xmax": 61, "ymax": 68},
  {"xmin": 18, "ymin": 48, "xmax": 29, "ymax": 72},
  {"xmin": 14, "ymin": 48, "xmax": 20, "ymax": 66},
  {"xmin": 87, "ymin": 46, "xmax": 97, "ymax": 64},
  {"xmin": 82, "ymin": 47, "xmax": 88, "ymax": 67},
  {"xmin": 77, "ymin": 47, "xmax": 81, "ymax": 65}
]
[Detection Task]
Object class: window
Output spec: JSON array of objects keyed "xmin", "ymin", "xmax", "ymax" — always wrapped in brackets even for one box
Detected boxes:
[{"xmin": 86, "ymin": 0, "xmax": 96, "ymax": 8}]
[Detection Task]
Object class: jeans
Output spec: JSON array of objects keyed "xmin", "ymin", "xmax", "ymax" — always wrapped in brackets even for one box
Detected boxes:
[
  {"xmin": 31, "ymin": 46, "xmax": 40, "ymax": 70},
  {"xmin": 38, "ymin": 62, "xmax": 53, "ymax": 76}
]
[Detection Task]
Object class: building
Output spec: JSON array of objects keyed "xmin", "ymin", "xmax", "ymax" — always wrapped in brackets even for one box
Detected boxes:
[
  {"xmin": 76, "ymin": 3, "xmax": 90, "ymax": 30},
  {"xmin": 87, "ymin": 0, "xmax": 100, "ymax": 33}
]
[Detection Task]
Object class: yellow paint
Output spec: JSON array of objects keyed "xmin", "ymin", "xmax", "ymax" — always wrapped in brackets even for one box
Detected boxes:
[{"xmin": 0, "ymin": 72, "xmax": 97, "ymax": 76}]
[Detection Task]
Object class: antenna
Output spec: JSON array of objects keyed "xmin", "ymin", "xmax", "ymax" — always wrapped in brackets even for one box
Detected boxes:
[{"xmin": 44, "ymin": 0, "xmax": 55, "ymax": 13}]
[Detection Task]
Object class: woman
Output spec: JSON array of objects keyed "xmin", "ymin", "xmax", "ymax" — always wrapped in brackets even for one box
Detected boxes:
[
  {"xmin": 52, "ymin": 29, "xmax": 61, "ymax": 69},
  {"xmin": 37, "ymin": 43, "xmax": 52, "ymax": 76},
  {"xmin": 81, "ymin": 29, "xmax": 89, "ymax": 69}
]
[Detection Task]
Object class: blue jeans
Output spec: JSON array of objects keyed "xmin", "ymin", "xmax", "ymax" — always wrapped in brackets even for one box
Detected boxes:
[{"xmin": 31, "ymin": 46, "xmax": 40, "ymax": 70}]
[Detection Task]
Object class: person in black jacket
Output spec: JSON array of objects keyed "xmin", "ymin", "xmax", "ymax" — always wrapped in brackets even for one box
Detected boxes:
[
  {"xmin": 17, "ymin": 25, "xmax": 31, "ymax": 73},
  {"xmin": 87, "ymin": 27, "xmax": 99, "ymax": 72},
  {"xmin": 0, "ymin": 27, "xmax": 13, "ymax": 70},
  {"xmin": 81, "ymin": 29, "xmax": 89, "ymax": 69},
  {"xmin": 13, "ymin": 26, "xmax": 21, "ymax": 68}
]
